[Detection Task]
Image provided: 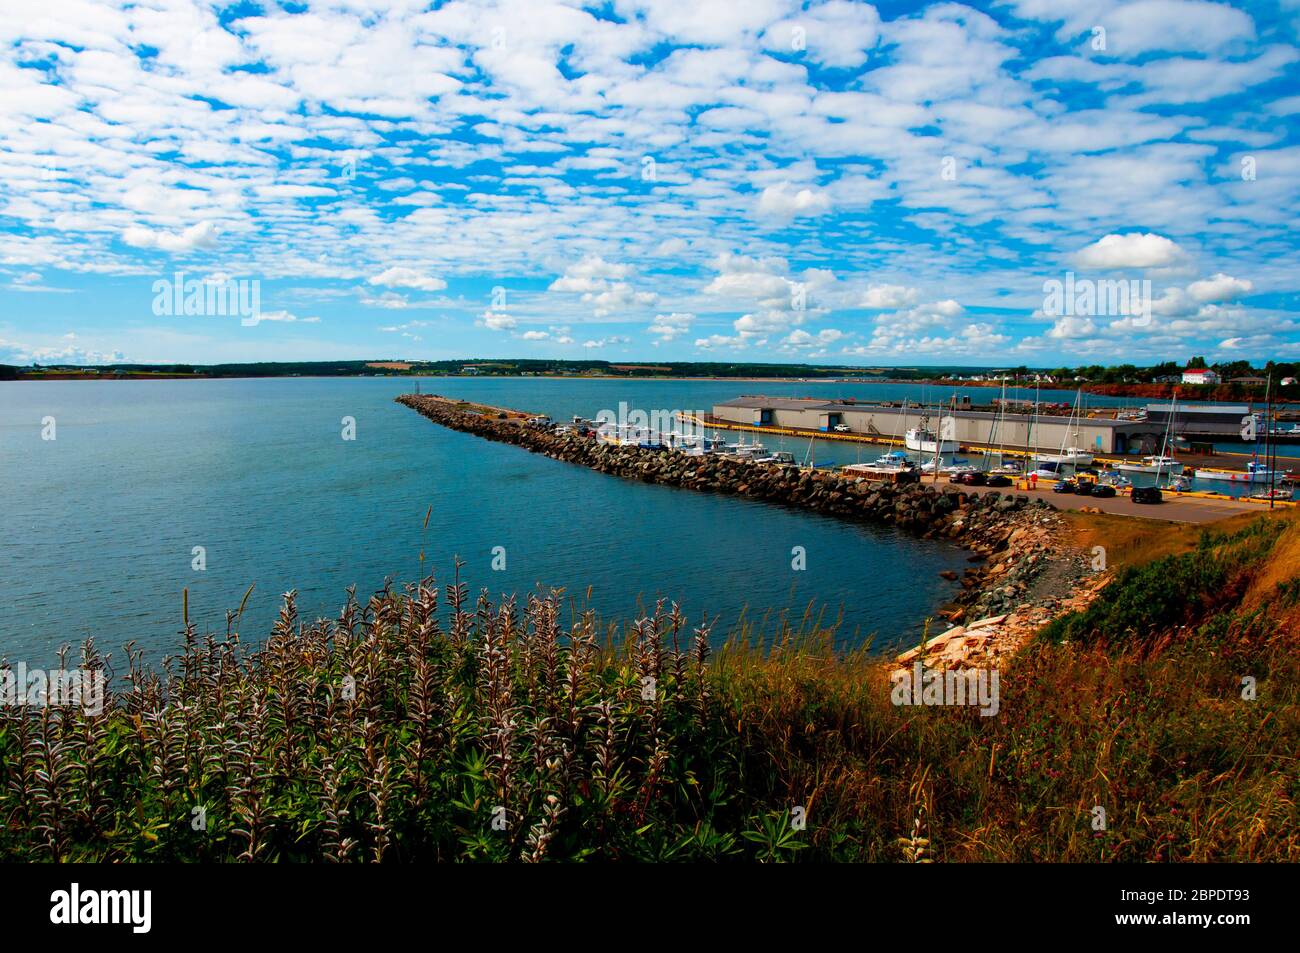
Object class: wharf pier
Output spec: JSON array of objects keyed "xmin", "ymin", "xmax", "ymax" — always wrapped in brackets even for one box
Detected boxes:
[{"xmin": 677, "ymin": 413, "xmax": 1289, "ymax": 478}]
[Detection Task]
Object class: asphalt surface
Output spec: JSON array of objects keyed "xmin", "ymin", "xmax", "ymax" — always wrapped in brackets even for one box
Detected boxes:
[{"xmin": 954, "ymin": 482, "xmax": 1281, "ymax": 523}]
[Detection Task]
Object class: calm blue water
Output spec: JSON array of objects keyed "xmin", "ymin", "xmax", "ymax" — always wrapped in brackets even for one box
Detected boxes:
[{"xmin": 2, "ymin": 378, "xmax": 984, "ymax": 668}]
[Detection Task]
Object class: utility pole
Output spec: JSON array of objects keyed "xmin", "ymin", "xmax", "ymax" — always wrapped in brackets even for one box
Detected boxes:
[{"xmin": 1266, "ymin": 373, "xmax": 1275, "ymax": 510}]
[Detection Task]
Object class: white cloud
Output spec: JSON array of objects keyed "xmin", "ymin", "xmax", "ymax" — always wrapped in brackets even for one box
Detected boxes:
[
  {"xmin": 479, "ymin": 311, "xmax": 517, "ymax": 331},
  {"xmin": 121, "ymin": 221, "xmax": 219, "ymax": 253},
  {"xmin": 648, "ymin": 312, "xmax": 695, "ymax": 339},
  {"xmin": 860, "ymin": 284, "xmax": 920, "ymax": 309},
  {"xmin": 1047, "ymin": 316, "xmax": 1099, "ymax": 339},
  {"xmin": 368, "ymin": 267, "xmax": 447, "ymax": 292},
  {"xmin": 756, "ymin": 182, "xmax": 831, "ymax": 219},
  {"xmin": 1074, "ymin": 232, "xmax": 1186, "ymax": 269},
  {"xmin": 549, "ymin": 254, "xmax": 633, "ymax": 291},
  {"xmin": 783, "ymin": 328, "xmax": 844, "ymax": 347},
  {"xmin": 1187, "ymin": 273, "xmax": 1253, "ymax": 303}
]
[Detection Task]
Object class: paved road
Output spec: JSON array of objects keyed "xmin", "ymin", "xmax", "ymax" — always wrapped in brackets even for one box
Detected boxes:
[{"xmin": 955, "ymin": 483, "xmax": 1279, "ymax": 523}]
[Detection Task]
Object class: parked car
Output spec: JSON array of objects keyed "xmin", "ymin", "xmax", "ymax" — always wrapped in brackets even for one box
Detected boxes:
[
  {"xmin": 985, "ymin": 474, "xmax": 1013, "ymax": 488},
  {"xmin": 1052, "ymin": 480, "xmax": 1076, "ymax": 493},
  {"xmin": 1131, "ymin": 486, "xmax": 1163, "ymax": 504},
  {"xmin": 833, "ymin": 423, "xmax": 850, "ymax": 433},
  {"xmin": 955, "ymin": 471, "xmax": 988, "ymax": 486},
  {"xmin": 1089, "ymin": 483, "xmax": 1117, "ymax": 498}
]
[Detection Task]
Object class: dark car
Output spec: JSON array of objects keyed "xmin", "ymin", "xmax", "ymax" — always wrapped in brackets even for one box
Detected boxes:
[
  {"xmin": 1090, "ymin": 483, "xmax": 1117, "ymax": 498},
  {"xmin": 985, "ymin": 474, "xmax": 1013, "ymax": 488},
  {"xmin": 1131, "ymin": 486, "xmax": 1163, "ymax": 504},
  {"xmin": 955, "ymin": 471, "xmax": 988, "ymax": 486},
  {"xmin": 1052, "ymin": 480, "xmax": 1076, "ymax": 493}
]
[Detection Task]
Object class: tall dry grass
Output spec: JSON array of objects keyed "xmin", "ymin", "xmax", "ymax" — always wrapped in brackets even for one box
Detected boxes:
[{"xmin": 2, "ymin": 516, "xmax": 1298, "ymax": 862}]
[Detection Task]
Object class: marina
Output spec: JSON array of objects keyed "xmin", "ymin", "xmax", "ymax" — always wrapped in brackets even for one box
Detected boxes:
[{"xmin": 403, "ymin": 392, "xmax": 1298, "ymax": 517}]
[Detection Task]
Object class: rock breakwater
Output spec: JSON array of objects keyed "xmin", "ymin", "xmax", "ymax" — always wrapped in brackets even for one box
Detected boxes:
[{"xmin": 397, "ymin": 394, "xmax": 1087, "ymax": 632}]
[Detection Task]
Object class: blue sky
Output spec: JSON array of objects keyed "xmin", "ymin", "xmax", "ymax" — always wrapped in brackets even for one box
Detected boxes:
[{"xmin": 2, "ymin": 0, "xmax": 1299, "ymax": 367}]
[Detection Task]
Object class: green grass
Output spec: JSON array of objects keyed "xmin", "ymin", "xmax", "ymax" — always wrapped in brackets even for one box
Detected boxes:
[{"xmin": 3, "ymin": 516, "xmax": 1299, "ymax": 862}]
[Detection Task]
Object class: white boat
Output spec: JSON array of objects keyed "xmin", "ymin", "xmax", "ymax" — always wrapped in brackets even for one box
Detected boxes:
[
  {"xmin": 665, "ymin": 431, "xmax": 724, "ymax": 455},
  {"xmin": 1036, "ymin": 447, "xmax": 1094, "ymax": 467},
  {"xmin": 1040, "ymin": 390, "xmax": 1096, "ymax": 468},
  {"xmin": 1194, "ymin": 461, "xmax": 1280, "ymax": 483},
  {"xmin": 1165, "ymin": 474, "xmax": 1192, "ymax": 492},
  {"xmin": 905, "ymin": 427, "xmax": 958, "ymax": 454},
  {"xmin": 1098, "ymin": 470, "xmax": 1131, "ymax": 488},
  {"xmin": 921, "ymin": 457, "xmax": 976, "ymax": 475},
  {"xmin": 843, "ymin": 450, "xmax": 918, "ymax": 482},
  {"xmin": 1030, "ymin": 460, "xmax": 1067, "ymax": 479},
  {"xmin": 597, "ymin": 423, "xmax": 665, "ymax": 449},
  {"xmin": 753, "ymin": 451, "xmax": 796, "ymax": 465},
  {"xmin": 871, "ymin": 450, "xmax": 913, "ymax": 469},
  {"xmin": 1115, "ymin": 455, "xmax": 1184, "ymax": 475},
  {"xmin": 1251, "ymin": 487, "xmax": 1294, "ymax": 501}
]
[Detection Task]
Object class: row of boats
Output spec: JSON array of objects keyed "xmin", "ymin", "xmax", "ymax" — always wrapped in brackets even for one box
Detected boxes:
[
  {"xmin": 562, "ymin": 415, "xmax": 1294, "ymax": 493},
  {"xmin": 581, "ymin": 420, "xmax": 800, "ymax": 465}
]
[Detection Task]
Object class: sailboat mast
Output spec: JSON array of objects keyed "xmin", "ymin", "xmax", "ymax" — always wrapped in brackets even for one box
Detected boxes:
[{"xmin": 1266, "ymin": 374, "xmax": 1275, "ymax": 509}]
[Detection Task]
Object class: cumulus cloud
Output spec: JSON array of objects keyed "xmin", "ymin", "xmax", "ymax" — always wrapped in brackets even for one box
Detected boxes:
[
  {"xmin": 860, "ymin": 284, "xmax": 921, "ymax": 309},
  {"xmin": 1073, "ymin": 232, "xmax": 1186, "ymax": 269},
  {"xmin": 368, "ymin": 267, "xmax": 447, "ymax": 292},
  {"xmin": 783, "ymin": 328, "xmax": 844, "ymax": 347},
  {"xmin": 122, "ymin": 221, "xmax": 219, "ymax": 253},
  {"xmin": 549, "ymin": 255, "xmax": 655, "ymax": 315},
  {"xmin": 756, "ymin": 182, "xmax": 831, "ymax": 219},
  {"xmin": 1187, "ymin": 273, "xmax": 1253, "ymax": 302},
  {"xmin": 648, "ymin": 312, "xmax": 695, "ymax": 339},
  {"xmin": 548, "ymin": 255, "xmax": 633, "ymax": 292}
]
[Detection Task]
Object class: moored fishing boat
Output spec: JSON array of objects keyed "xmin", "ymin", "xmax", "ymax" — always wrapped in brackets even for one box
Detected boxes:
[
  {"xmin": 752, "ymin": 450, "xmax": 796, "ymax": 465},
  {"xmin": 1250, "ymin": 487, "xmax": 1295, "ymax": 501},
  {"xmin": 843, "ymin": 450, "xmax": 920, "ymax": 483},
  {"xmin": 904, "ymin": 426, "xmax": 959, "ymax": 454},
  {"xmin": 1114, "ymin": 455, "xmax": 1184, "ymax": 475},
  {"xmin": 665, "ymin": 431, "xmax": 725, "ymax": 455},
  {"xmin": 597, "ymin": 423, "xmax": 667, "ymax": 449},
  {"xmin": 1031, "ymin": 460, "xmax": 1068, "ymax": 480},
  {"xmin": 1193, "ymin": 462, "xmax": 1280, "ymax": 484},
  {"xmin": 1035, "ymin": 446, "xmax": 1094, "ymax": 467}
]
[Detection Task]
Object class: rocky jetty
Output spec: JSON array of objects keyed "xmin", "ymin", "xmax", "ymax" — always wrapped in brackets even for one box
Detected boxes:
[
  {"xmin": 396, "ymin": 393, "xmax": 1084, "ymax": 631},
  {"xmin": 894, "ymin": 507, "xmax": 1106, "ymax": 671}
]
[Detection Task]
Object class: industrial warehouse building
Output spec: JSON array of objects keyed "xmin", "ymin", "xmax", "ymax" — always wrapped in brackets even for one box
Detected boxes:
[
  {"xmin": 711, "ymin": 397, "xmax": 1166, "ymax": 455},
  {"xmin": 1144, "ymin": 403, "xmax": 1252, "ymax": 438}
]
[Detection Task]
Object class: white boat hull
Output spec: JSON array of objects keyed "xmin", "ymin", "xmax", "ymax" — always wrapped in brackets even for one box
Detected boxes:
[
  {"xmin": 905, "ymin": 435, "xmax": 959, "ymax": 454},
  {"xmin": 1114, "ymin": 463, "xmax": 1184, "ymax": 475},
  {"xmin": 1194, "ymin": 469, "xmax": 1277, "ymax": 483}
]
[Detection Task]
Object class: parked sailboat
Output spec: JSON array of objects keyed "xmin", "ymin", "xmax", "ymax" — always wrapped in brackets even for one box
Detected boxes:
[
  {"xmin": 1035, "ymin": 388, "xmax": 1095, "ymax": 467},
  {"xmin": 1116, "ymin": 393, "xmax": 1182, "ymax": 477}
]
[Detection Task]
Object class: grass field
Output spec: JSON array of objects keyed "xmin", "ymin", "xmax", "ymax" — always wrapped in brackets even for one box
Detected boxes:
[{"xmin": 2, "ymin": 514, "xmax": 1297, "ymax": 861}]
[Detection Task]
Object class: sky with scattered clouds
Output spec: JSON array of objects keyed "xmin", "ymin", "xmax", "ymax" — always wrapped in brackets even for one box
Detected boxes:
[{"xmin": 2, "ymin": 0, "xmax": 1299, "ymax": 367}]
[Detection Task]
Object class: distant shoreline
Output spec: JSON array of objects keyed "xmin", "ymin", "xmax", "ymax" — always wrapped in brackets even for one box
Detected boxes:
[{"xmin": 8, "ymin": 372, "xmax": 1296, "ymax": 403}]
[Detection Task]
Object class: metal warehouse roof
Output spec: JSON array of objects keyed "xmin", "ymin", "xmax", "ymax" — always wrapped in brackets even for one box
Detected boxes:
[
  {"xmin": 715, "ymin": 397, "xmax": 1143, "ymax": 428},
  {"xmin": 715, "ymin": 397, "xmax": 839, "ymax": 410}
]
